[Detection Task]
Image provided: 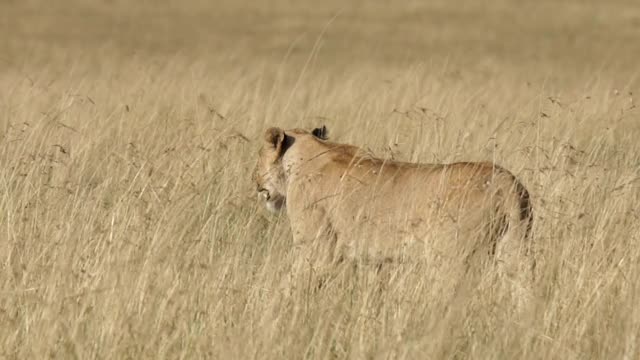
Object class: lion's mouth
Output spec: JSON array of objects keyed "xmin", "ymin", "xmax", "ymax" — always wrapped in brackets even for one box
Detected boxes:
[
  {"xmin": 258, "ymin": 188, "xmax": 271, "ymax": 201},
  {"xmin": 257, "ymin": 188, "xmax": 285, "ymax": 212}
]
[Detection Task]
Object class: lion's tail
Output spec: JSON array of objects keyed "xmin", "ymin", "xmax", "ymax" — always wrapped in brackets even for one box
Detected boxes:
[
  {"xmin": 516, "ymin": 180, "xmax": 534, "ymax": 244},
  {"xmin": 501, "ymin": 177, "xmax": 536, "ymax": 278}
]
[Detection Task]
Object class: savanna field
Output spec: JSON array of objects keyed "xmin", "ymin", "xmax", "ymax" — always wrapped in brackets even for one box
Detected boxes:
[{"xmin": 1, "ymin": 0, "xmax": 640, "ymax": 358}]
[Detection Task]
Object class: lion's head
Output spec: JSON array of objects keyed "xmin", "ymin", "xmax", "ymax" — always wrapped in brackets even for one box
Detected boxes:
[{"xmin": 252, "ymin": 126, "xmax": 328, "ymax": 213}]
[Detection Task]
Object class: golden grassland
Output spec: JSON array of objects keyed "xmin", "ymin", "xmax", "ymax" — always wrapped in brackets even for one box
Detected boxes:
[{"xmin": 1, "ymin": 0, "xmax": 640, "ymax": 358}]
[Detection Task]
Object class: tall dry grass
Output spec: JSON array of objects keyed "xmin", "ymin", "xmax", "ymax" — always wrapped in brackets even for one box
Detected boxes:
[{"xmin": 1, "ymin": 1, "xmax": 640, "ymax": 358}]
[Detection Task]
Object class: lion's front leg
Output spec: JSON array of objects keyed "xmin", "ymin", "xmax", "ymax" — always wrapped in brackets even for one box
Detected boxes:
[{"xmin": 285, "ymin": 204, "xmax": 342, "ymax": 293}]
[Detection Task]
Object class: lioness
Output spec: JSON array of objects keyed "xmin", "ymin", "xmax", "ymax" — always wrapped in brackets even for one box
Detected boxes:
[{"xmin": 253, "ymin": 126, "xmax": 534, "ymax": 292}]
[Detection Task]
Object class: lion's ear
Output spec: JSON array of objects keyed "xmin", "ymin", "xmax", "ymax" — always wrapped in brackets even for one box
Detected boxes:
[
  {"xmin": 264, "ymin": 127, "xmax": 294, "ymax": 158},
  {"xmin": 264, "ymin": 127, "xmax": 285, "ymax": 149},
  {"xmin": 311, "ymin": 126, "xmax": 328, "ymax": 140}
]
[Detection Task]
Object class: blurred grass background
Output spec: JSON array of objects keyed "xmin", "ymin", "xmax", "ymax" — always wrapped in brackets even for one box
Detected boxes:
[{"xmin": 1, "ymin": 0, "xmax": 640, "ymax": 358}]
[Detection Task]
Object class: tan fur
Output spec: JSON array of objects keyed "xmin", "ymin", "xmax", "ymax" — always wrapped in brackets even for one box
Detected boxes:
[{"xmin": 253, "ymin": 126, "xmax": 535, "ymax": 296}]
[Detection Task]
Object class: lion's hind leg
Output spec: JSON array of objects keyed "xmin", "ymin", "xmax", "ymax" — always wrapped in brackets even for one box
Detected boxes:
[{"xmin": 493, "ymin": 209, "xmax": 535, "ymax": 313}]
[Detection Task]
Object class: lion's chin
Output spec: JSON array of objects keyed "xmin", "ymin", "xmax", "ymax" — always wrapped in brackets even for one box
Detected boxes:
[{"xmin": 265, "ymin": 197, "xmax": 286, "ymax": 213}]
